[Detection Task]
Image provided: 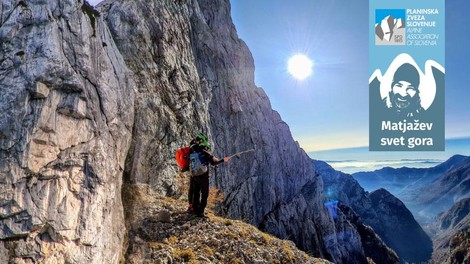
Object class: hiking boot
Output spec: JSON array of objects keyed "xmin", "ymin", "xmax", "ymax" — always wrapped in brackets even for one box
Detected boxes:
[
  {"xmin": 196, "ymin": 212, "xmax": 207, "ymax": 218},
  {"xmin": 187, "ymin": 205, "xmax": 195, "ymax": 214}
]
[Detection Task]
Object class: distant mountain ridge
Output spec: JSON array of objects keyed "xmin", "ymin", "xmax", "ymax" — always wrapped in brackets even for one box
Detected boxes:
[
  {"xmin": 408, "ymin": 156, "xmax": 470, "ymax": 220},
  {"xmin": 348, "ymin": 155, "xmax": 470, "ymax": 264},
  {"xmin": 352, "ymin": 155, "xmax": 470, "ymax": 223},
  {"xmin": 314, "ymin": 160, "xmax": 432, "ymax": 263},
  {"xmin": 353, "ymin": 154, "xmax": 468, "ymax": 194}
]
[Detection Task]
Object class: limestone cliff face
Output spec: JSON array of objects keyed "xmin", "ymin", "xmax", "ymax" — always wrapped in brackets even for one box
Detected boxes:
[
  {"xmin": 431, "ymin": 198, "xmax": 470, "ymax": 264},
  {"xmin": 98, "ymin": 0, "xmax": 213, "ymax": 195},
  {"xmin": 0, "ymin": 0, "xmax": 134, "ymax": 262}
]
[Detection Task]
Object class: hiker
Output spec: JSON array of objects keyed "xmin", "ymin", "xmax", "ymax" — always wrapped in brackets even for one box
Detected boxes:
[{"xmin": 188, "ymin": 133, "xmax": 230, "ymax": 217}]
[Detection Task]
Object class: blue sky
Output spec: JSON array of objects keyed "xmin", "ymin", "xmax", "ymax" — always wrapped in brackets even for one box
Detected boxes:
[
  {"xmin": 231, "ymin": 0, "xmax": 470, "ymax": 151},
  {"xmin": 375, "ymin": 9, "xmax": 406, "ymax": 24},
  {"xmin": 231, "ymin": 0, "xmax": 371, "ymax": 151},
  {"xmin": 88, "ymin": 0, "xmax": 470, "ymax": 152}
]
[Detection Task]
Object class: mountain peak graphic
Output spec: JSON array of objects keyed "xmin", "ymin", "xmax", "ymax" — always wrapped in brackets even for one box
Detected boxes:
[{"xmin": 376, "ymin": 15, "xmax": 405, "ymax": 42}]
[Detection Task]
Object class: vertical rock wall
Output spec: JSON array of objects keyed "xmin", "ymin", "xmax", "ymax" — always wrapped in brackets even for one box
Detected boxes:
[
  {"xmin": 0, "ymin": 0, "xmax": 134, "ymax": 262},
  {"xmin": 99, "ymin": 0, "xmax": 211, "ymax": 195}
]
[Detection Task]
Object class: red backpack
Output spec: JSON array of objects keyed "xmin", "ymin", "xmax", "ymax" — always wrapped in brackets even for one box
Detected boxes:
[{"xmin": 175, "ymin": 147, "xmax": 190, "ymax": 172}]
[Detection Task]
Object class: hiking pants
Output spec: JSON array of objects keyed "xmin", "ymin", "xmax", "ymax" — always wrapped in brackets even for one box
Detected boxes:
[
  {"xmin": 192, "ymin": 173, "xmax": 209, "ymax": 215},
  {"xmin": 188, "ymin": 176, "xmax": 195, "ymax": 206}
]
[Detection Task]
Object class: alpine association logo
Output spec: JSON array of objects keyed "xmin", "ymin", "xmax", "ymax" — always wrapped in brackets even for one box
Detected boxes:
[{"xmin": 375, "ymin": 9, "xmax": 406, "ymax": 46}]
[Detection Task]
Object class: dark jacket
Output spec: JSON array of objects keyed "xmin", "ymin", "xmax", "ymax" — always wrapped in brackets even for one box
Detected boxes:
[{"xmin": 189, "ymin": 140, "xmax": 223, "ymax": 168}]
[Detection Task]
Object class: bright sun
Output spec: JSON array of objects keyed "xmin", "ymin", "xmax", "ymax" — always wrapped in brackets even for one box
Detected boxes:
[{"xmin": 287, "ymin": 54, "xmax": 313, "ymax": 80}]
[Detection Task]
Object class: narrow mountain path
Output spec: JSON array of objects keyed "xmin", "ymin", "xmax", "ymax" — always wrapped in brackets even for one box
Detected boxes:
[{"xmin": 122, "ymin": 186, "xmax": 331, "ymax": 264}]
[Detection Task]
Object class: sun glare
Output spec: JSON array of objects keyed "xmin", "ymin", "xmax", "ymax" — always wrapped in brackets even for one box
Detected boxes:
[{"xmin": 287, "ymin": 54, "xmax": 313, "ymax": 80}]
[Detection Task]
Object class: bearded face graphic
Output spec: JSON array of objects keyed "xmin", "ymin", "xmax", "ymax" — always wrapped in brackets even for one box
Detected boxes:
[{"xmin": 387, "ymin": 63, "xmax": 424, "ymax": 118}]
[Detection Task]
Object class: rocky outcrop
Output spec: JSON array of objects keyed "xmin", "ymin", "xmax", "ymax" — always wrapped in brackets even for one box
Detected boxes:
[
  {"xmin": 369, "ymin": 189, "xmax": 433, "ymax": 263},
  {"xmin": 338, "ymin": 205, "xmax": 399, "ymax": 264},
  {"xmin": 124, "ymin": 186, "xmax": 332, "ymax": 264},
  {"xmin": 316, "ymin": 160, "xmax": 432, "ymax": 263},
  {"xmin": 431, "ymin": 198, "xmax": 470, "ymax": 264},
  {"xmin": 435, "ymin": 197, "xmax": 470, "ymax": 232},
  {"xmin": 0, "ymin": 0, "xmax": 134, "ymax": 262}
]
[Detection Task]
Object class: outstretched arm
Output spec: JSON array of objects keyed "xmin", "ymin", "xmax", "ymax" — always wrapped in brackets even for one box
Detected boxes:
[{"xmin": 211, "ymin": 156, "xmax": 230, "ymax": 165}]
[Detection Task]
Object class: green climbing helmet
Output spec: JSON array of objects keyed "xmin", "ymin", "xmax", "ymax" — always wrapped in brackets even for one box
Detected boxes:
[
  {"xmin": 195, "ymin": 133, "xmax": 211, "ymax": 150},
  {"xmin": 195, "ymin": 133, "xmax": 207, "ymax": 142}
]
